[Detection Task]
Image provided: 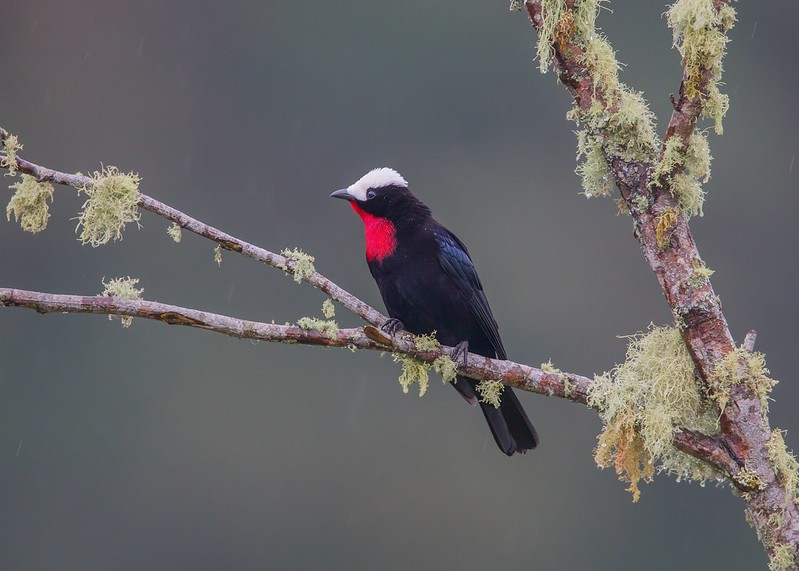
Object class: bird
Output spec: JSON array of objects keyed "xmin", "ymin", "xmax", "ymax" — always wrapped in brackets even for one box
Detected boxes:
[{"xmin": 330, "ymin": 167, "xmax": 538, "ymax": 455}]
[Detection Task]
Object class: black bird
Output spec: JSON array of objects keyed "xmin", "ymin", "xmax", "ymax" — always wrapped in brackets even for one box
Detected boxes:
[{"xmin": 331, "ymin": 168, "xmax": 538, "ymax": 455}]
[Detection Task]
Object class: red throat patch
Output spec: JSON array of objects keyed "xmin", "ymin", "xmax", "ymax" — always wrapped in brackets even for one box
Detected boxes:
[{"xmin": 350, "ymin": 203, "xmax": 397, "ymax": 262}]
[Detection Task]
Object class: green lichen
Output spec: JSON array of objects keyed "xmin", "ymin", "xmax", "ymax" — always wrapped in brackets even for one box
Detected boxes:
[
  {"xmin": 476, "ymin": 380, "xmax": 505, "ymax": 409},
  {"xmin": 214, "ymin": 244, "xmax": 222, "ymax": 266},
  {"xmin": 631, "ymin": 193, "xmax": 649, "ymax": 213},
  {"xmin": 541, "ymin": 359, "xmax": 559, "ymax": 373},
  {"xmin": 575, "ymin": 130, "xmax": 613, "ymax": 198},
  {"xmin": 589, "ymin": 325, "xmax": 720, "ymax": 501},
  {"xmin": 542, "ymin": 359, "xmax": 571, "ymax": 396},
  {"xmin": 167, "ymin": 222, "xmax": 182, "ymax": 243},
  {"xmin": 736, "ymin": 467, "xmax": 767, "ymax": 493},
  {"xmin": 433, "ymin": 355, "xmax": 458, "ymax": 385},
  {"xmin": 297, "ymin": 316, "xmax": 338, "ymax": 340},
  {"xmin": 535, "ymin": 0, "xmax": 567, "ymax": 73},
  {"xmin": 6, "ymin": 174, "xmax": 54, "ymax": 233},
  {"xmin": 767, "ymin": 429, "xmax": 799, "ymax": 507},
  {"xmin": 537, "ymin": 0, "xmax": 663, "ymax": 202},
  {"xmin": 670, "ymin": 172, "xmax": 705, "ymax": 217},
  {"xmin": 101, "ymin": 276, "xmax": 143, "ymax": 328},
  {"xmin": 688, "ymin": 257, "xmax": 715, "ymax": 288},
  {"xmin": 281, "ymin": 247, "xmax": 316, "ymax": 283},
  {"xmin": 580, "ymin": 35, "xmax": 620, "ymax": 97},
  {"xmin": 76, "ymin": 166, "xmax": 141, "ymax": 247},
  {"xmin": 414, "ymin": 332, "xmax": 440, "ymax": 352},
  {"xmin": 322, "ymin": 298, "xmax": 336, "ymax": 319},
  {"xmin": 710, "ymin": 346, "xmax": 774, "ymax": 415},
  {"xmin": 652, "ymin": 136, "xmax": 684, "ymax": 184},
  {"xmin": 769, "ymin": 543, "xmax": 797, "ymax": 571},
  {"xmin": 393, "ymin": 353, "xmax": 431, "ymax": 397},
  {"xmin": 666, "ymin": 0, "xmax": 736, "ymax": 134},
  {"xmin": 651, "ymin": 132, "xmax": 712, "ymax": 218},
  {"xmin": 571, "ymin": 91, "xmax": 660, "ymax": 200},
  {"xmin": 1, "ymin": 133, "xmax": 22, "ymax": 176}
]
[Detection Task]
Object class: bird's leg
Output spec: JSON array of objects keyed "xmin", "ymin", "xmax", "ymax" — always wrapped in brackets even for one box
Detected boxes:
[
  {"xmin": 381, "ymin": 318, "xmax": 405, "ymax": 336},
  {"xmin": 452, "ymin": 340, "xmax": 469, "ymax": 367}
]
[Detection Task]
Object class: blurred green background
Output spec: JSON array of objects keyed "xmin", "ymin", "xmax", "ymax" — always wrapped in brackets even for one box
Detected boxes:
[{"xmin": 2, "ymin": 1, "xmax": 797, "ymax": 569}]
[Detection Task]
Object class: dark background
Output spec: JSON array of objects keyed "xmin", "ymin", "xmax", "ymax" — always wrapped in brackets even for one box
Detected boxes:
[{"xmin": 2, "ymin": 1, "xmax": 797, "ymax": 569}]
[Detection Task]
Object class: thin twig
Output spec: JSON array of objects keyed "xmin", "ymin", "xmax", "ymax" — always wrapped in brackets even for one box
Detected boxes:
[{"xmin": 3, "ymin": 152, "xmax": 387, "ymax": 328}]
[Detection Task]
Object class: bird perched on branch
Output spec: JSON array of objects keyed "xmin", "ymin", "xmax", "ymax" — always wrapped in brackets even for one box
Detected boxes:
[{"xmin": 331, "ymin": 167, "xmax": 538, "ymax": 455}]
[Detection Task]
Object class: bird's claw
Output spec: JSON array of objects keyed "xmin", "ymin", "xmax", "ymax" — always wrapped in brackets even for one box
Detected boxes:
[
  {"xmin": 452, "ymin": 340, "xmax": 469, "ymax": 367},
  {"xmin": 381, "ymin": 318, "xmax": 405, "ymax": 336}
]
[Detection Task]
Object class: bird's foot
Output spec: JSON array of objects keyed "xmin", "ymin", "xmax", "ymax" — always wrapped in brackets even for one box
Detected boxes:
[
  {"xmin": 381, "ymin": 318, "xmax": 405, "ymax": 337},
  {"xmin": 452, "ymin": 340, "xmax": 469, "ymax": 367}
]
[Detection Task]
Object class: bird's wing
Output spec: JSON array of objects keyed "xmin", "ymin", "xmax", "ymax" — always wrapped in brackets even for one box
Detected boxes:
[{"xmin": 432, "ymin": 226, "xmax": 507, "ymax": 360}]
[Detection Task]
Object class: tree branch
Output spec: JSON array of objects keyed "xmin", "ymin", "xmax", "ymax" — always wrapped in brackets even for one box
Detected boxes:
[
  {"xmin": 525, "ymin": 1, "xmax": 799, "ymax": 567},
  {"xmin": 0, "ymin": 287, "xmax": 593, "ymax": 406}
]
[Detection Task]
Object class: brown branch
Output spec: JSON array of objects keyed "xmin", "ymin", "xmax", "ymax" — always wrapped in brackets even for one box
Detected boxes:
[
  {"xmin": 1, "ymin": 147, "xmax": 387, "ymax": 329},
  {"xmin": 0, "ymin": 287, "xmax": 593, "ymax": 406},
  {"xmin": 525, "ymin": 1, "xmax": 799, "ymax": 567}
]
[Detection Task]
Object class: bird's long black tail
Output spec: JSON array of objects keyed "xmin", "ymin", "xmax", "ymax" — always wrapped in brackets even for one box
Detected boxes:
[{"xmin": 476, "ymin": 384, "xmax": 538, "ymax": 456}]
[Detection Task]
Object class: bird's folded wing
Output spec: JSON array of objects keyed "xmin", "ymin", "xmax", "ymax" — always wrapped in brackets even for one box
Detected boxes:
[{"xmin": 433, "ymin": 227, "xmax": 507, "ymax": 360}]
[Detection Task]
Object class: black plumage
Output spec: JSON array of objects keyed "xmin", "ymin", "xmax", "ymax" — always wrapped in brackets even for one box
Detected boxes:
[{"xmin": 331, "ymin": 169, "xmax": 538, "ymax": 455}]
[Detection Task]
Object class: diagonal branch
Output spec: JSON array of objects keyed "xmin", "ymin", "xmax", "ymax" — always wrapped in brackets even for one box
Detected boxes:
[
  {"xmin": 0, "ymin": 141, "xmax": 386, "ymax": 328},
  {"xmin": 0, "ymin": 287, "xmax": 593, "ymax": 405},
  {"xmin": 524, "ymin": 1, "xmax": 799, "ymax": 567}
]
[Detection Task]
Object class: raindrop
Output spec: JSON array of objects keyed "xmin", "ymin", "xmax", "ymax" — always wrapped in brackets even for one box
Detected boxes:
[
  {"xmin": 751, "ymin": 21, "xmax": 757, "ymax": 40},
  {"xmin": 15, "ymin": 439, "xmax": 23, "ymax": 457},
  {"xmin": 790, "ymin": 155, "xmax": 795, "ymax": 173}
]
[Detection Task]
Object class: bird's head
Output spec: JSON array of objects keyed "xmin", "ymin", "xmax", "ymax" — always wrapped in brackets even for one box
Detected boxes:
[
  {"xmin": 329, "ymin": 167, "xmax": 417, "ymax": 220},
  {"xmin": 331, "ymin": 168, "xmax": 429, "ymax": 261}
]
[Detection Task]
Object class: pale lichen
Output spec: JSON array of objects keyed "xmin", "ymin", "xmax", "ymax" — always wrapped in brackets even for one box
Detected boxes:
[
  {"xmin": 571, "ymin": 91, "xmax": 660, "ymax": 200},
  {"xmin": 575, "ymin": 129, "xmax": 613, "ymax": 198},
  {"xmin": 666, "ymin": 0, "xmax": 736, "ymax": 134},
  {"xmin": 766, "ymin": 429, "xmax": 799, "ymax": 507},
  {"xmin": 651, "ymin": 132, "xmax": 712, "ymax": 217},
  {"xmin": 589, "ymin": 325, "xmax": 720, "ymax": 501},
  {"xmin": 476, "ymin": 380, "xmax": 505, "ymax": 409},
  {"xmin": 535, "ymin": 0, "xmax": 567, "ymax": 73},
  {"xmin": 710, "ymin": 346, "xmax": 774, "ymax": 414},
  {"xmin": 769, "ymin": 542, "xmax": 797, "ymax": 571},
  {"xmin": 214, "ymin": 244, "xmax": 222, "ymax": 267},
  {"xmin": 281, "ymin": 247, "xmax": 316, "ymax": 284},
  {"xmin": 736, "ymin": 467, "xmax": 767, "ymax": 494},
  {"xmin": 433, "ymin": 355, "xmax": 458, "ymax": 385},
  {"xmin": 101, "ymin": 276, "xmax": 143, "ymax": 328},
  {"xmin": 76, "ymin": 166, "xmax": 141, "ymax": 247},
  {"xmin": 322, "ymin": 298, "xmax": 336, "ymax": 319},
  {"xmin": 167, "ymin": 222, "xmax": 182, "ymax": 243},
  {"xmin": 6, "ymin": 174, "xmax": 54, "ymax": 233},
  {"xmin": 414, "ymin": 332, "xmax": 440, "ymax": 352},
  {"xmin": 393, "ymin": 353, "xmax": 431, "ymax": 397},
  {"xmin": 688, "ymin": 257, "xmax": 715, "ymax": 288},
  {"xmin": 1, "ymin": 133, "xmax": 22, "ymax": 176},
  {"xmin": 296, "ymin": 316, "xmax": 338, "ymax": 340}
]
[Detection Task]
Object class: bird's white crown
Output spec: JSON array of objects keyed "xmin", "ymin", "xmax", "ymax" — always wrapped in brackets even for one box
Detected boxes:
[{"xmin": 346, "ymin": 167, "xmax": 408, "ymax": 201}]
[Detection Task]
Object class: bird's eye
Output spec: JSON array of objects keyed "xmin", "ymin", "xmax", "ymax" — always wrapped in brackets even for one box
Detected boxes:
[{"xmin": 367, "ymin": 190, "xmax": 376, "ymax": 200}]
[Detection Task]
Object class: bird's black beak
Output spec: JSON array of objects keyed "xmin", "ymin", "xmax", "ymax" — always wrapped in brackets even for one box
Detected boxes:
[{"xmin": 330, "ymin": 188, "xmax": 355, "ymax": 201}]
